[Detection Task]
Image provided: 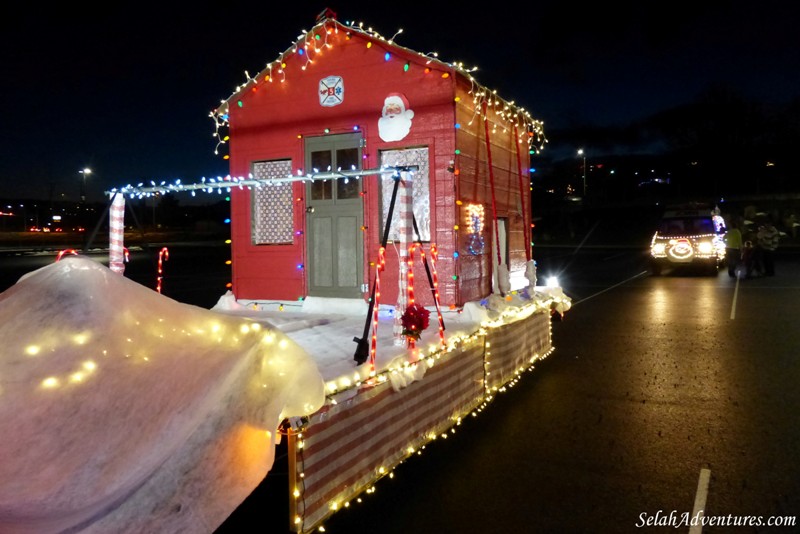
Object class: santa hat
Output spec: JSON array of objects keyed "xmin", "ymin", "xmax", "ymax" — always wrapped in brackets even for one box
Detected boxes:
[{"xmin": 384, "ymin": 92, "xmax": 410, "ymax": 111}]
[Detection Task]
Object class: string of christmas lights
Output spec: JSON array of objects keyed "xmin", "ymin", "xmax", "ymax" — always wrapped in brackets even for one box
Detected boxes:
[
  {"xmin": 306, "ymin": 314, "xmax": 560, "ymax": 532},
  {"xmin": 429, "ymin": 244, "xmax": 446, "ymax": 348},
  {"xmin": 209, "ymin": 14, "xmax": 546, "ymax": 162},
  {"xmin": 105, "ymin": 166, "xmax": 410, "ymax": 198},
  {"xmin": 369, "ymin": 246, "xmax": 386, "ymax": 369}
]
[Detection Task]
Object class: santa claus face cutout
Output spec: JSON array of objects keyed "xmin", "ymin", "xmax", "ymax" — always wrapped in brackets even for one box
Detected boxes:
[{"xmin": 378, "ymin": 92, "xmax": 414, "ymax": 142}]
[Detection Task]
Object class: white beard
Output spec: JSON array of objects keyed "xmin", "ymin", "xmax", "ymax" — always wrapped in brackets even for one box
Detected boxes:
[{"xmin": 378, "ymin": 113, "xmax": 413, "ymax": 142}]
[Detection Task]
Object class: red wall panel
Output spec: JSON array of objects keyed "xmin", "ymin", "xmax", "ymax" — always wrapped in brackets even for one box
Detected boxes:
[{"xmin": 223, "ymin": 23, "xmax": 533, "ymax": 307}]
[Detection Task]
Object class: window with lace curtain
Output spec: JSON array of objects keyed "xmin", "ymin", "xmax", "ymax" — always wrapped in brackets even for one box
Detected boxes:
[{"xmin": 251, "ymin": 159, "xmax": 294, "ymax": 245}]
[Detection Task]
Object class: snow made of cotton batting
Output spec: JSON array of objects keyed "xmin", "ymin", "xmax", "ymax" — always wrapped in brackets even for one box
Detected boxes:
[
  {"xmin": 0, "ymin": 255, "xmax": 325, "ymax": 534},
  {"xmin": 210, "ymin": 284, "xmax": 569, "ymax": 395},
  {"xmin": 212, "ymin": 293, "xmax": 491, "ymax": 392}
]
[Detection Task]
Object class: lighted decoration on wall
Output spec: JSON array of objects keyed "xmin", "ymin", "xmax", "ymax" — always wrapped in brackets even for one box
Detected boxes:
[
  {"xmin": 319, "ymin": 75, "xmax": 344, "ymax": 107},
  {"xmin": 378, "ymin": 92, "xmax": 414, "ymax": 142},
  {"xmin": 465, "ymin": 203, "xmax": 485, "ymax": 255}
]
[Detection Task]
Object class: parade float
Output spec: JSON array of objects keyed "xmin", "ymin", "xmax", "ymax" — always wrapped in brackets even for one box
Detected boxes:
[{"xmin": 0, "ymin": 9, "xmax": 570, "ymax": 534}]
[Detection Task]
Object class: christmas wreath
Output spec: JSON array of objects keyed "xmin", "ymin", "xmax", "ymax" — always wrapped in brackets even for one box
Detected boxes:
[{"xmin": 400, "ymin": 303, "xmax": 430, "ymax": 341}]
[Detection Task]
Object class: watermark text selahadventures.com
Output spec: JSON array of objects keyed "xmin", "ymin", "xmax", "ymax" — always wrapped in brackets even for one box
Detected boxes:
[{"xmin": 636, "ymin": 510, "xmax": 796, "ymax": 528}]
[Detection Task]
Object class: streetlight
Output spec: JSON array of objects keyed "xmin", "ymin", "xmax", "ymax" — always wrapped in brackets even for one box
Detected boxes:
[
  {"xmin": 577, "ymin": 149, "xmax": 586, "ymax": 197},
  {"xmin": 79, "ymin": 168, "xmax": 92, "ymax": 202}
]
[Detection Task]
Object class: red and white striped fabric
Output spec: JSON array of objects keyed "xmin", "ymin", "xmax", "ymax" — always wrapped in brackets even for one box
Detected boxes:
[
  {"xmin": 392, "ymin": 171, "xmax": 414, "ymax": 346},
  {"xmin": 290, "ymin": 308, "xmax": 555, "ymax": 532},
  {"xmin": 484, "ymin": 311, "xmax": 552, "ymax": 390},
  {"xmin": 108, "ymin": 194, "xmax": 126, "ymax": 274},
  {"xmin": 293, "ymin": 340, "xmax": 486, "ymax": 532}
]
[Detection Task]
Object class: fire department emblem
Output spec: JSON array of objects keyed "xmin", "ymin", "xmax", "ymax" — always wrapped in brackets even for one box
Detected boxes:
[{"xmin": 319, "ymin": 76, "xmax": 344, "ymax": 107}]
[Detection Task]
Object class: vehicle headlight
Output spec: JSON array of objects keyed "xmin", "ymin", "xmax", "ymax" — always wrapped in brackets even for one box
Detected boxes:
[
  {"xmin": 697, "ymin": 241, "xmax": 714, "ymax": 254},
  {"xmin": 651, "ymin": 243, "xmax": 666, "ymax": 255}
]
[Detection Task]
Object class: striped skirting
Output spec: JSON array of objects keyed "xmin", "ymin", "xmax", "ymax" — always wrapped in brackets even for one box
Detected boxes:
[
  {"xmin": 289, "ymin": 308, "xmax": 553, "ymax": 532},
  {"xmin": 484, "ymin": 310, "xmax": 552, "ymax": 391}
]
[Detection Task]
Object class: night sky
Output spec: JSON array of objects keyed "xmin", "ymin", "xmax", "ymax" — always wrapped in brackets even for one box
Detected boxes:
[{"xmin": 2, "ymin": 1, "xmax": 797, "ymax": 202}]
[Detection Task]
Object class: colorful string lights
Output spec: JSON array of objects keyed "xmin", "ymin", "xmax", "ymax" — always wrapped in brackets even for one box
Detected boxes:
[{"xmin": 209, "ymin": 14, "xmax": 546, "ymax": 163}]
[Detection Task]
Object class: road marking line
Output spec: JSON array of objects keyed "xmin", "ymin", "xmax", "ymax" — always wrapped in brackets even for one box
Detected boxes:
[
  {"xmin": 730, "ymin": 276, "xmax": 740, "ymax": 320},
  {"xmin": 689, "ymin": 468, "xmax": 711, "ymax": 534},
  {"xmin": 570, "ymin": 271, "xmax": 649, "ymax": 306},
  {"xmin": 570, "ymin": 221, "xmax": 600, "ymax": 256}
]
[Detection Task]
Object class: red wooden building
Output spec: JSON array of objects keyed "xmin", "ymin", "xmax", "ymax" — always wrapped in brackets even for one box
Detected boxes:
[{"xmin": 211, "ymin": 10, "xmax": 546, "ymax": 308}]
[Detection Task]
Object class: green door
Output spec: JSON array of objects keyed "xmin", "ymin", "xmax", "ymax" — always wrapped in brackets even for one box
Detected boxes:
[{"xmin": 305, "ymin": 133, "xmax": 364, "ymax": 298}]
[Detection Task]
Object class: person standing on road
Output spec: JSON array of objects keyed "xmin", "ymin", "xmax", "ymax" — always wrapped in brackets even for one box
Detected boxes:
[
  {"xmin": 724, "ymin": 219, "xmax": 743, "ymax": 278},
  {"xmin": 742, "ymin": 240, "xmax": 757, "ymax": 278},
  {"xmin": 757, "ymin": 219, "xmax": 780, "ymax": 276},
  {"xmin": 743, "ymin": 222, "xmax": 763, "ymax": 277}
]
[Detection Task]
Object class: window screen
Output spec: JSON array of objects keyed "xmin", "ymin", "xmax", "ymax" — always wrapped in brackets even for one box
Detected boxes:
[
  {"xmin": 252, "ymin": 159, "xmax": 294, "ymax": 245},
  {"xmin": 380, "ymin": 147, "xmax": 430, "ymax": 242}
]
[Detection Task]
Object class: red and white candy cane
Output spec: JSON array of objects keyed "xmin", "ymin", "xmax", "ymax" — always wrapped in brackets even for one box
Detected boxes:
[
  {"xmin": 393, "ymin": 173, "xmax": 413, "ymax": 346},
  {"xmin": 429, "ymin": 244, "xmax": 446, "ymax": 348},
  {"xmin": 156, "ymin": 247, "xmax": 169, "ymax": 293},
  {"xmin": 406, "ymin": 243, "xmax": 420, "ymax": 355},
  {"xmin": 108, "ymin": 193, "xmax": 126, "ymax": 274},
  {"xmin": 407, "ymin": 244, "xmax": 446, "ymax": 351},
  {"xmin": 369, "ymin": 246, "xmax": 387, "ymax": 369}
]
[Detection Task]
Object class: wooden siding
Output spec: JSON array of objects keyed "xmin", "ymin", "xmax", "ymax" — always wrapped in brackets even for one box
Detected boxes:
[
  {"xmin": 226, "ymin": 25, "xmax": 531, "ymax": 306},
  {"xmin": 453, "ymin": 79, "xmax": 531, "ymax": 303},
  {"xmin": 227, "ymin": 28, "xmax": 460, "ymax": 305}
]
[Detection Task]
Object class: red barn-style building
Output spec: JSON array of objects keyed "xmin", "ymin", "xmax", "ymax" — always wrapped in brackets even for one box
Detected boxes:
[{"xmin": 212, "ymin": 10, "xmax": 546, "ymax": 308}]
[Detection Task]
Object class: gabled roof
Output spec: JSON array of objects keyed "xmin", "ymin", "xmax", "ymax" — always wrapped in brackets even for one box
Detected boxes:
[{"xmin": 210, "ymin": 11, "xmax": 546, "ymax": 157}]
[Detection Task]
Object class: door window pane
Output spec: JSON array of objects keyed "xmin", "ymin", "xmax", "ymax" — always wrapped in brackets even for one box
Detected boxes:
[
  {"xmin": 336, "ymin": 147, "xmax": 361, "ymax": 199},
  {"xmin": 310, "ymin": 150, "xmax": 333, "ymax": 200}
]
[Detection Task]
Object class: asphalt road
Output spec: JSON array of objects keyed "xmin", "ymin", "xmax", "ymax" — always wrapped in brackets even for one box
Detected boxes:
[
  {"xmin": 3, "ymin": 243, "xmax": 798, "ymax": 533},
  {"xmin": 294, "ymin": 247, "xmax": 800, "ymax": 534}
]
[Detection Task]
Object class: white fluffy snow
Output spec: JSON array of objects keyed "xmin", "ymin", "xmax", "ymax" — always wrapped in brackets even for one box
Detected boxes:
[
  {"xmin": 0, "ymin": 256, "xmax": 325, "ymax": 533},
  {"xmin": 0, "ymin": 255, "xmax": 568, "ymax": 533}
]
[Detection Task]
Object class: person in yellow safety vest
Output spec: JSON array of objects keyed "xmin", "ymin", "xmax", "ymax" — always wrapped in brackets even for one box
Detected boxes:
[{"xmin": 724, "ymin": 219, "xmax": 743, "ymax": 278}]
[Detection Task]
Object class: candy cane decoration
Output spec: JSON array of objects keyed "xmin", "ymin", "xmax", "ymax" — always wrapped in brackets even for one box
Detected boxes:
[
  {"xmin": 429, "ymin": 244, "xmax": 446, "ymax": 348},
  {"xmin": 369, "ymin": 247, "xmax": 387, "ymax": 369},
  {"xmin": 405, "ymin": 242, "xmax": 419, "ymax": 356},
  {"xmin": 55, "ymin": 249, "xmax": 79, "ymax": 262},
  {"xmin": 108, "ymin": 193, "xmax": 126, "ymax": 274},
  {"xmin": 156, "ymin": 247, "xmax": 169, "ymax": 293},
  {"xmin": 401, "ymin": 243, "xmax": 446, "ymax": 354},
  {"xmin": 393, "ymin": 171, "xmax": 413, "ymax": 346},
  {"xmin": 482, "ymin": 101, "xmax": 507, "ymax": 295},
  {"xmin": 512, "ymin": 124, "xmax": 531, "ymax": 262}
]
